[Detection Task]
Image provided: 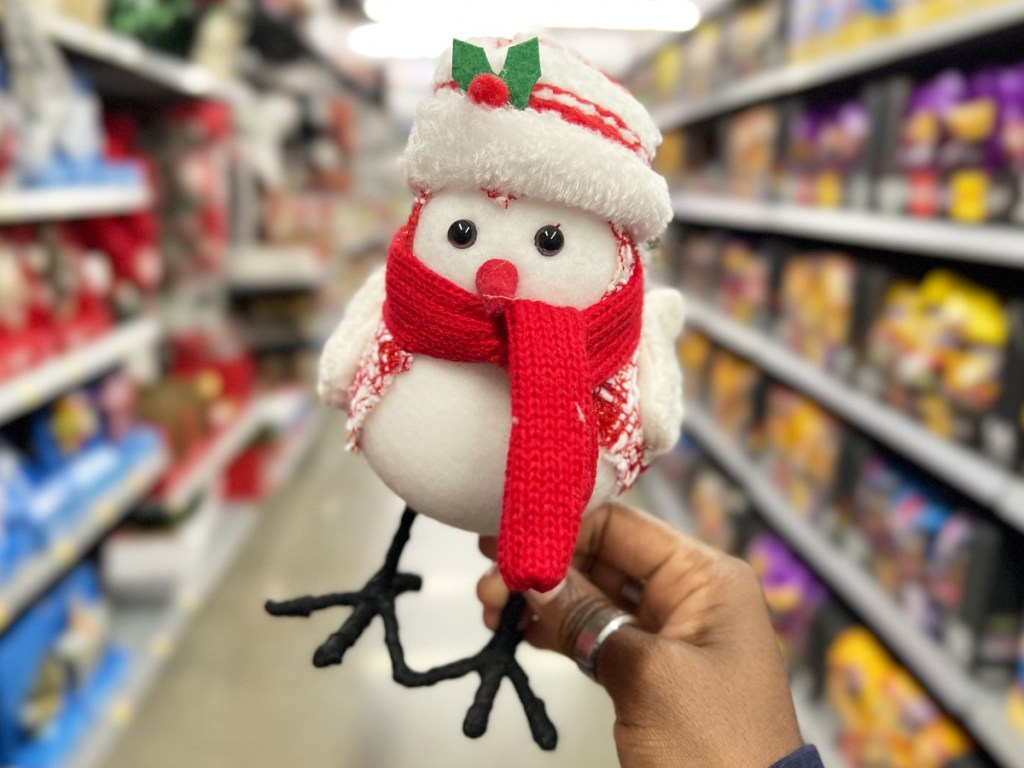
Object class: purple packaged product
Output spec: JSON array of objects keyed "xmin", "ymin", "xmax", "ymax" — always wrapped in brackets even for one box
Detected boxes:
[
  {"xmin": 781, "ymin": 104, "xmax": 821, "ymax": 204},
  {"xmin": 999, "ymin": 64, "xmax": 1024, "ymax": 223},
  {"xmin": 816, "ymin": 99, "xmax": 871, "ymax": 208},
  {"xmin": 746, "ymin": 533, "xmax": 827, "ymax": 665},
  {"xmin": 881, "ymin": 71, "xmax": 964, "ymax": 218},
  {"xmin": 940, "ymin": 66, "xmax": 1013, "ymax": 223}
]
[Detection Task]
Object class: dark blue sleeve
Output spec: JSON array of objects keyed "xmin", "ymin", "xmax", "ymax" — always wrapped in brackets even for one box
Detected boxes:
[{"xmin": 769, "ymin": 744, "xmax": 825, "ymax": 768}]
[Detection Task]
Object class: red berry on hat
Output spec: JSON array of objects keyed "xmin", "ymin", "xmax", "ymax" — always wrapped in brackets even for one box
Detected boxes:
[{"xmin": 467, "ymin": 73, "xmax": 510, "ymax": 109}]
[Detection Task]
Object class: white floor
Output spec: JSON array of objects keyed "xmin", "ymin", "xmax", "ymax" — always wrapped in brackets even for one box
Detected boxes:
[{"xmin": 103, "ymin": 414, "xmax": 620, "ymax": 768}]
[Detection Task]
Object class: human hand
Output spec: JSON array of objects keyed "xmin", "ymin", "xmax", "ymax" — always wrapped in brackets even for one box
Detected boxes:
[{"xmin": 477, "ymin": 502, "xmax": 804, "ymax": 768}]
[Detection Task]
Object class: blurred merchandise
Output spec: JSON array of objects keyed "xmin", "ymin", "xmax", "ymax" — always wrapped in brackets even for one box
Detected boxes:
[
  {"xmin": 261, "ymin": 191, "xmax": 335, "ymax": 251},
  {"xmin": 686, "ymin": 460, "xmax": 755, "ymax": 554},
  {"xmin": 682, "ymin": 20, "xmax": 723, "ymax": 100},
  {"xmin": 746, "ymin": 532, "xmax": 827, "ymax": 666},
  {"xmin": 1010, "ymin": 612, "xmax": 1024, "ymax": 734},
  {"xmin": 779, "ymin": 94, "xmax": 877, "ymax": 209},
  {"xmin": 145, "ymin": 101, "xmax": 232, "ymax": 287},
  {"xmin": 776, "ymin": 251, "xmax": 858, "ymax": 377},
  {"xmin": 73, "ymin": 114, "xmax": 163, "ymax": 319},
  {"xmin": 826, "ymin": 626, "xmax": 975, "ymax": 768},
  {"xmin": 724, "ymin": 0, "xmax": 785, "ymax": 80},
  {"xmin": 677, "ymin": 227, "xmax": 722, "ymax": 300},
  {"xmin": 105, "ymin": 0, "xmax": 208, "ymax": 58},
  {"xmin": 724, "ymin": 104, "xmax": 781, "ymax": 200},
  {"xmin": 762, "ymin": 386, "xmax": 846, "ymax": 522},
  {"xmin": 707, "ymin": 348, "xmax": 763, "ymax": 446},
  {"xmin": 0, "ymin": 4, "xmax": 144, "ymax": 192},
  {"xmin": 137, "ymin": 334, "xmax": 253, "ymax": 513},
  {"xmin": 0, "ymin": 377, "xmax": 162, "ymax": 588},
  {"xmin": 0, "ymin": 563, "xmax": 128, "ymax": 768},
  {"xmin": 717, "ymin": 236, "xmax": 773, "ymax": 326},
  {"xmin": 848, "ymin": 452, "xmax": 1024, "ymax": 675},
  {"xmin": 860, "ymin": 268, "xmax": 1024, "ymax": 465},
  {"xmin": 36, "ymin": 1, "xmax": 110, "ymax": 29},
  {"xmin": 677, "ymin": 328, "xmax": 713, "ymax": 403},
  {"xmin": 190, "ymin": 1, "xmax": 250, "ymax": 81},
  {"xmin": 0, "ymin": 234, "xmax": 58, "ymax": 381}
]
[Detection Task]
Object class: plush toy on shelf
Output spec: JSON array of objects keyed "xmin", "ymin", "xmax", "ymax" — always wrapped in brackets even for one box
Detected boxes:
[{"xmin": 267, "ymin": 36, "xmax": 684, "ymax": 749}]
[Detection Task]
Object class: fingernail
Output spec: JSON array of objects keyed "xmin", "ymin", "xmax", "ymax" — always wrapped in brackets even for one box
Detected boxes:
[{"xmin": 526, "ymin": 579, "xmax": 565, "ymax": 606}]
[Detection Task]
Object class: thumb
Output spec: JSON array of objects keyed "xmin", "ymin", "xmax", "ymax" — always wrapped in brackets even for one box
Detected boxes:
[{"xmin": 523, "ymin": 568, "xmax": 647, "ymax": 687}]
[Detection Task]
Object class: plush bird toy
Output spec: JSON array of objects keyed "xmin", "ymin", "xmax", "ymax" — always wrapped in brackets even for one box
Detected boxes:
[{"xmin": 267, "ymin": 35, "xmax": 685, "ymax": 750}]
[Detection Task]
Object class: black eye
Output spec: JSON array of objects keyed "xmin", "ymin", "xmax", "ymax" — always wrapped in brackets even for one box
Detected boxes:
[
  {"xmin": 534, "ymin": 225, "xmax": 564, "ymax": 256},
  {"xmin": 447, "ymin": 219, "xmax": 477, "ymax": 249}
]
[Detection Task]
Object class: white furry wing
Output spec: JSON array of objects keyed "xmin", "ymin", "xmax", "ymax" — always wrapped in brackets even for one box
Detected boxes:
[
  {"xmin": 637, "ymin": 288, "xmax": 686, "ymax": 464},
  {"xmin": 317, "ymin": 265, "xmax": 387, "ymax": 410}
]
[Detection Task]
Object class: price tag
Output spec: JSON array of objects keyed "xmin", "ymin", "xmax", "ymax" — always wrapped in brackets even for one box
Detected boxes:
[
  {"xmin": 51, "ymin": 538, "xmax": 76, "ymax": 566},
  {"xmin": 110, "ymin": 698, "xmax": 134, "ymax": 727},
  {"xmin": 150, "ymin": 633, "xmax": 174, "ymax": 660}
]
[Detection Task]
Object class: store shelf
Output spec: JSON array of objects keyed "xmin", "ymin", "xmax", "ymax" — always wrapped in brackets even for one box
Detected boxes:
[
  {"xmin": 67, "ymin": 503, "xmax": 259, "ymax": 768},
  {"xmin": 67, "ymin": 402, "xmax": 321, "ymax": 768},
  {"xmin": 681, "ymin": 404, "xmax": 1024, "ymax": 766},
  {"xmin": 0, "ymin": 318, "xmax": 162, "ymax": 426},
  {"xmin": 0, "ymin": 183, "xmax": 152, "ymax": 224},
  {"xmin": 38, "ymin": 12, "xmax": 249, "ymax": 104},
  {"xmin": 145, "ymin": 389, "xmax": 314, "ymax": 517},
  {"xmin": 227, "ymin": 244, "xmax": 330, "ymax": 292},
  {"xmin": 683, "ymin": 298, "xmax": 1016, "ymax": 512},
  {"xmin": 651, "ymin": 1, "xmax": 1024, "ymax": 129},
  {"xmin": 261, "ymin": 386, "xmax": 313, "ymax": 431},
  {"xmin": 0, "ymin": 444, "xmax": 167, "ymax": 634},
  {"xmin": 671, "ymin": 192, "xmax": 1024, "ymax": 267},
  {"xmin": 148, "ymin": 399, "xmax": 265, "ymax": 517},
  {"xmin": 267, "ymin": 407, "xmax": 319, "ymax": 490}
]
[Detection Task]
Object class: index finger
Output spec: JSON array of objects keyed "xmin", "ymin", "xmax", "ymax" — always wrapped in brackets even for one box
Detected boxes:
[{"xmin": 578, "ymin": 502, "xmax": 723, "ymax": 625}]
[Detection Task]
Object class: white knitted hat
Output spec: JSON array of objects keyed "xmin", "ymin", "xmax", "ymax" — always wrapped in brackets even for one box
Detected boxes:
[{"xmin": 402, "ymin": 35, "xmax": 672, "ymax": 243}]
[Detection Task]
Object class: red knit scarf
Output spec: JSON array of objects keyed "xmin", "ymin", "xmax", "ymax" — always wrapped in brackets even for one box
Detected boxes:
[{"xmin": 383, "ymin": 211, "xmax": 644, "ymax": 592}]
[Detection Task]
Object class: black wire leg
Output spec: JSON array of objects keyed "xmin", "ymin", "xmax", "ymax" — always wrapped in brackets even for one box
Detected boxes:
[
  {"xmin": 264, "ymin": 507, "xmax": 422, "ymax": 668},
  {"xmin": 265, "ymin": 506, "xmax": 557, "ymax": 749},
  {"xmin": 386, "ymin": 592, "xmax": 558, "ymax": 750}
]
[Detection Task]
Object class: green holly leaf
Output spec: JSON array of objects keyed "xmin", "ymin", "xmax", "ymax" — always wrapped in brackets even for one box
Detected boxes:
[
  {"xmin": 452, "ymin": 39, "xmax": 494, "ymax": 92},
  {"xmin": 499, "ymin": 38, "xmax": 541, "ymax": 110},
  {"xmin": 451, "ymin": 37, "xmax": 542, "ymax": 110}
]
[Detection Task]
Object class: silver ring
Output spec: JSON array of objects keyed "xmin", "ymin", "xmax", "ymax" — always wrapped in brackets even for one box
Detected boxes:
[{"xmin": 573, "ymin": 607, "xmax": 636, "ymax": 681}]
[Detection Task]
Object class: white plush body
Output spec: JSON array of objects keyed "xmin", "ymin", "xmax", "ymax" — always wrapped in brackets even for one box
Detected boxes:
[
  {"xmin": 358, "ymin": 359, "xmax": 620, "ymax": 535},
  {"xmin": 319, "ymin": 190, "xmax": 684, "ymax": 536}
]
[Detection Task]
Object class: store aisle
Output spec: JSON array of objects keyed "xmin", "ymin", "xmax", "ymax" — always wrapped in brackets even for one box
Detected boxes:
[{"xmin": 104, "ymin": 412, "xmax": 619, "ymax": 768}]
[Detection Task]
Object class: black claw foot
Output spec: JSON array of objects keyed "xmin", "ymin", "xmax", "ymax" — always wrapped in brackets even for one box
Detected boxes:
[
  {"xmin": 265, "ymin": 507, "xmax": 558, "ymax": 750},
  {"xmin": 395, "ymin": 593, "xmax": 558, "ymax": 750},
  {"xmin": 264, "ymin": 571, "xmax": 422, "ymax": 667},
  {"xmin": 264, "ymin": 507, "xmax": 422, "ymax": 667}
]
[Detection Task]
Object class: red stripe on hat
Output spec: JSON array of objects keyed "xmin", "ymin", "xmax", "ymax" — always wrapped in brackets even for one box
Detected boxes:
[
  {"xmin": 528, "ymin": 91, "xmax": 646, "ymax": 162},
  {"xmin": 435, "ymin": 80, "xmax": 649, "ymax": 163}
]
